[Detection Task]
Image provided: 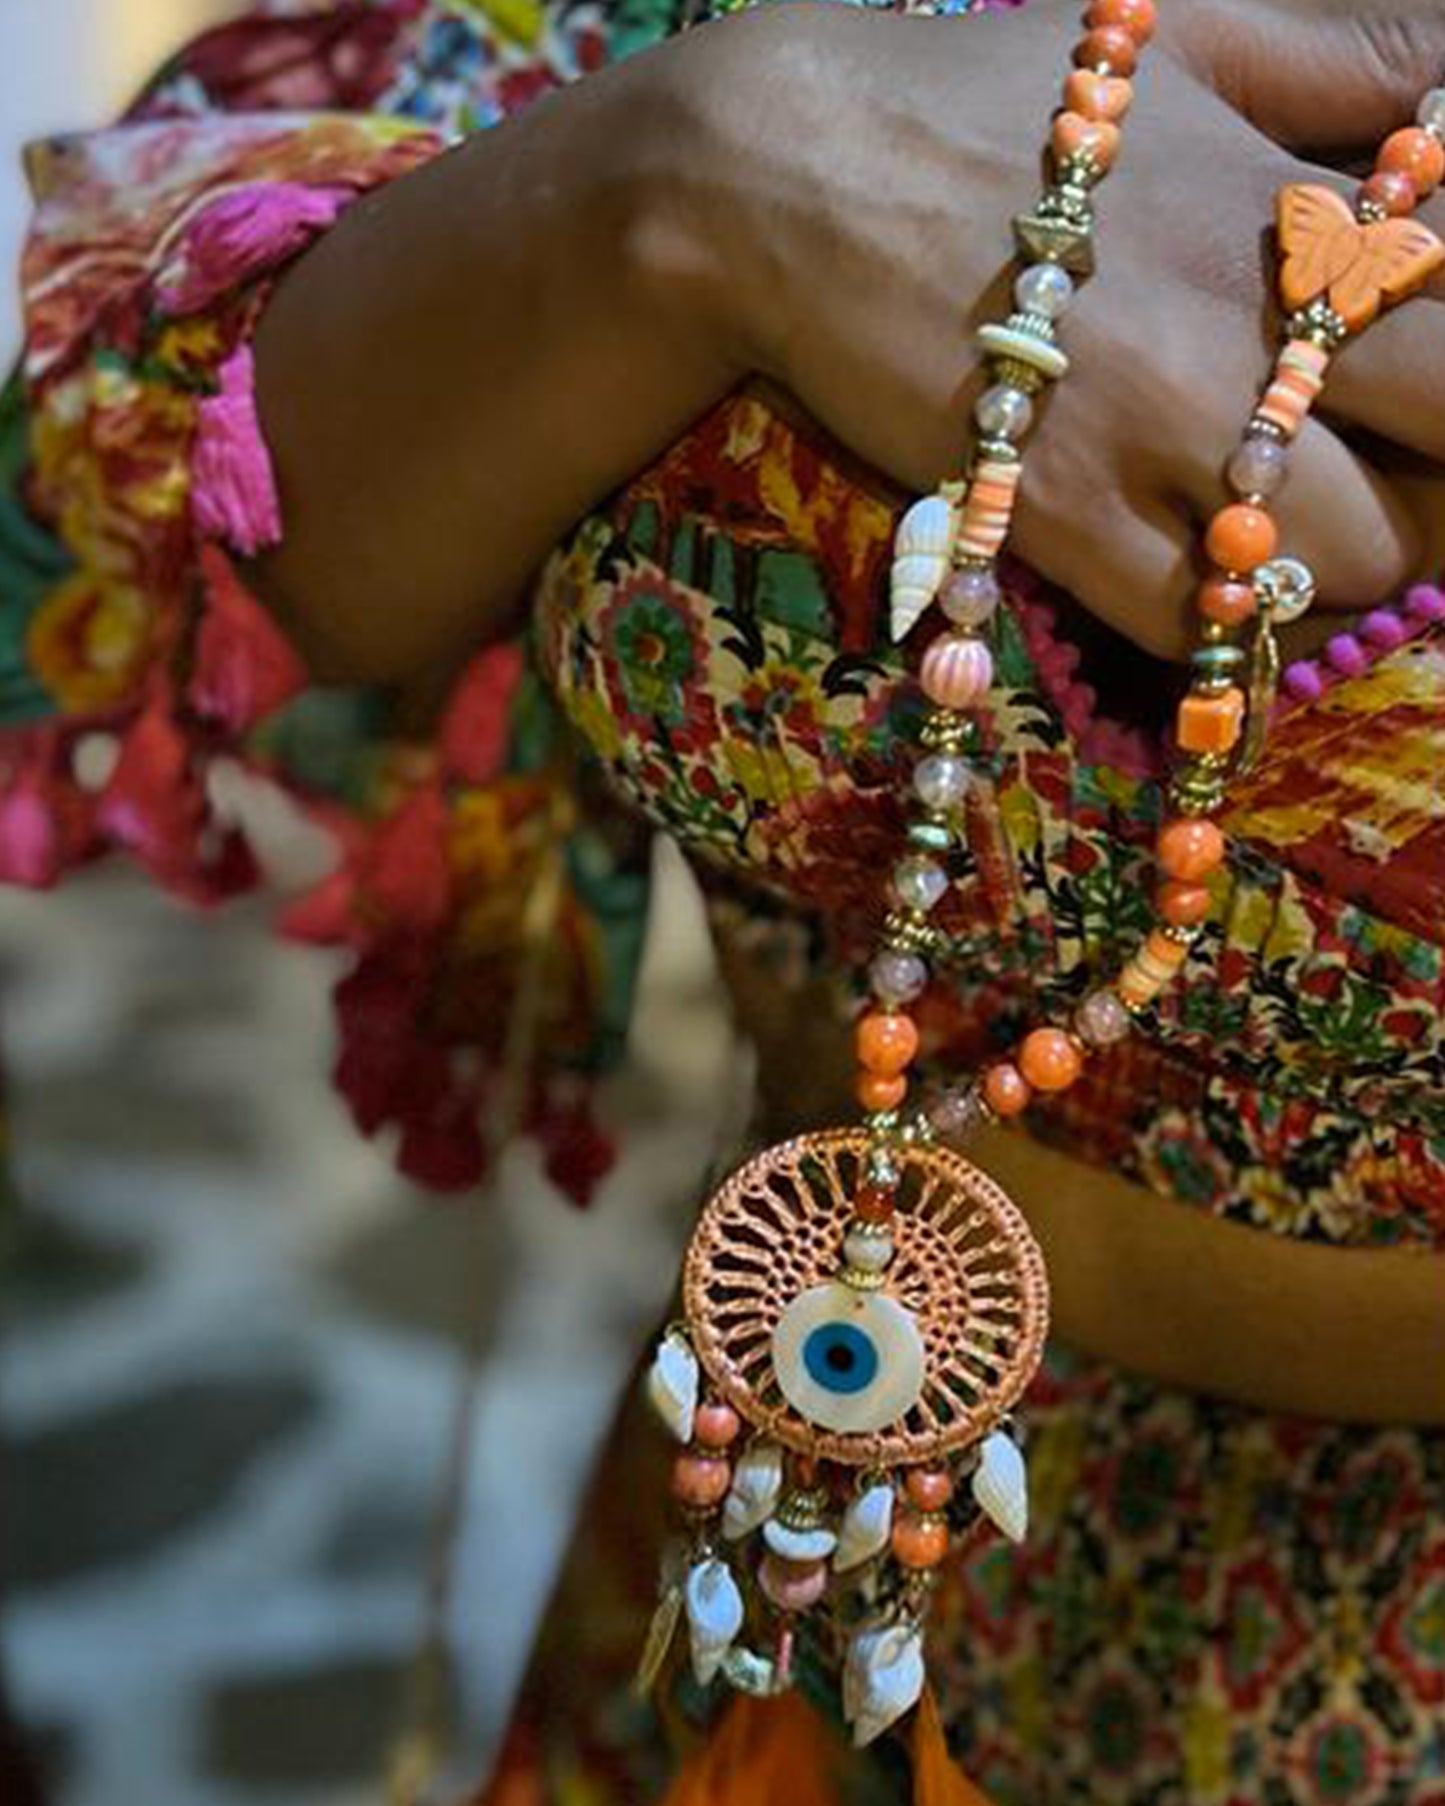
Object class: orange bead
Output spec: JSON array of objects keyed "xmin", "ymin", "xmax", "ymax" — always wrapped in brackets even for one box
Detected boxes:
[
  {"xmin": 983, "ymin": 1062, "xmax": 1032, "ymax": 1117},
  {"xmin": 1052, "ymin": 112, "xmax": 1121, "ymax": 172},
  {"xmin": 693, "ymin": 1402, "xmax": 741, "ymax": 1449},
  {"xmin": 1157, "ymin": 816, "xmax": 1225, "ymax": 882},
  {"xmin": 855, "ymin": 1182, "xmax": 896, "ymax": 1224},
  {"xmin": 1143, "ymin": 927, "xmax": 1189, "ymax": 972},
  {"xmin": 1176, "ymin": 685, "xmax": 1245, "ymax": 755},
  {"xmin": 1018, "ymin": 1027, "xmax": 1084, "ymax": 1094},
  {"xmin": 857, "ymin": 1071, "xmax": 907, "ymax": 1114},
  {"xmin": 905, "ymin": 1469, "xmax": 954, "ymax": 1512},
  {"xmin": 1075, "ymin": 25, "xmax": 1139, "ymax": 76},
  {"xmin": 671, "ymin": 1453, "xmax": 731, "ymax": 1508},
  {"xmin": 1379, "ymin": 126, "xmax": 1445, "ymax": 197},
  {"xmin": 1361, "ymin": 170, "xmax": 1417, "ymax": 218},
  {"xmin": 1159, "ymin": 879, "xmax": 1211, "ymax": 927},
  {"xmin": 892, "ymin": 1512, "xmax": 950, "ymax": 1570},
  {"xmin": 1063, "ymin": 69, "xmax": 1133, "ymax": 123},
  {"xmin": 856, "ymin": 1011, "xmax": 919, "ymax": 1077},
  {"xmin": 1086, "ymin": 0, "xmax": 1157, "ymax": 42},
  {"xmin": 1205, "ymin": 504, "xmax": 1278, "ymax": 575},
  {"xmin": 1197, "ymin": 575, "xmax": 1257, "ymax": 629}
]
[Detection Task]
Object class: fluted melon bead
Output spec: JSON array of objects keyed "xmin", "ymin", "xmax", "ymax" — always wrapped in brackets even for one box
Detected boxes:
[
  {"xmin": 1015, "ymin": 263, "xmax": 1074, "ymax": 320},
  {"xmin": 1227, "ymin": 435, "xmax": 1288, "ymax": 501},
  {"xmin": 974, "ymin": 384, "xmax": 1033, "ymax": 442},
  {"xmin": 913, "ymin": 753, "xmax": 973, "ymax": 811},
  {"xmin": 1419, "ymin": 89, "xmax": 1445, "ymax": 138},
  {"xmin": 939, "ymin": 566, "xmax": 1001, "ymax": 629},
  {"xmin": 894, "ymin": 854, "xmax": 948, "ymax": 914},
  {"xmin": 871, "ymin": 949, "xmax": 928, "ymax": 1006}
]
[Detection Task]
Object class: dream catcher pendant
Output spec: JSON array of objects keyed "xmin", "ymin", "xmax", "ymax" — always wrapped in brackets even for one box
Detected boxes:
[{"xmin": 641, "ymin": 1127, "xmax": 1048, "ymax": 1745}]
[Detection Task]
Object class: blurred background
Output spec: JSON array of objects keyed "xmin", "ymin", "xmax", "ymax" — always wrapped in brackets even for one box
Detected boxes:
[{"xmin": 0, "ymin": 7, "xmax": 731, "ymax": 1803}]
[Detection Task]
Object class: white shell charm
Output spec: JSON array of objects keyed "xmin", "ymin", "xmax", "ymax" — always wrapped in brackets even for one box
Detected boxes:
[
  {"xmin": 833, "ymin": 1482, "xmax": 894, "ymax": 1574},
  {"xmin": 763, "ymin": 1519, "xmax": 838, "ymax": 1562},
  {"xmin": 685, "ymin": 1558, "xmax": 745, "ymax": 1687},
  {"xmin": 722, "ymin": 1440, "xmax": 784, "ymax": 1541},
  {"xmin": 843, "ymin": 1621, "xmax": 926, "ymax": 1747},
  {"xmin": 645, "ymin": 1330, "xmax": 698, "ymax": 1445},
  {"xmin": 890, "ymin": 494, "xmax": 957, "ymax": 643},
  {"xmin": 972, "ymin": 1428, "xmax": 1029, "ymax": 1544}
]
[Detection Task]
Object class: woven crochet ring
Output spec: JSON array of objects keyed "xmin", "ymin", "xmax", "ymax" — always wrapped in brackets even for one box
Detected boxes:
[{"xmin": 682, "ymin": 1129, "xmax": 1049, "ymax": 1467}]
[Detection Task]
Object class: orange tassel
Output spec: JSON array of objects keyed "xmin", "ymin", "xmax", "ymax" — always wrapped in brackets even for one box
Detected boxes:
[
  {"xmin": 912, "ymin": 1687, "xmax": 997, "ymax": 1806},
  {"xmin": 659, "ymin": 1693, "xmax": 844, "ymax": 1806}
]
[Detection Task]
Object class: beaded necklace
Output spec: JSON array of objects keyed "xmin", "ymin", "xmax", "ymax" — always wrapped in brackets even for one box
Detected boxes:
[{"xmin": 640, "ymin": 0, "xmax": 1445, "ymax": 1761}]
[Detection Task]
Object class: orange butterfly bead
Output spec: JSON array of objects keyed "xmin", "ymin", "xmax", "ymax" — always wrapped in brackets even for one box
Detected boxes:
[{"xmin": 1277, "ymin": 183, "xmax": 1445, "ymax": 333}]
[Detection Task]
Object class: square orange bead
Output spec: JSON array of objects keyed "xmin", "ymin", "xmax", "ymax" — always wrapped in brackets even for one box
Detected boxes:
[{"xmin": 1177, "ymin": 685, "xmax": 1245, "ymax": 754}]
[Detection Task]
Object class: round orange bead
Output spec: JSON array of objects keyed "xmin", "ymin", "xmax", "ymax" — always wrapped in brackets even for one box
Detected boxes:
[
  {"xmin": 1198, "ymin": 575, "xmax": 1257, "ymax": 629},
  {"xmin": 1157, "ymin": 817, "xmax": 1225, "ymax": 882},
  {"xmin": 905, "ymin": 1469, "xmax": 954, "ymax": 1512},
  {"xmin": 1018, "ymin": 1027, "xmax": 1084, "ymax": 1093},
  {"xmin": 892, "ymin": 1513, "xmax": 949, "ymax": 1570},
  {"xmin": 1074, "ymin": 25, "xmax": 1139, "ymax": 76},
  {"xmin": 671, "ymin": 1452, "xmax": 731, "ymax": 1508},
  {"xmin": 857, "ymin": 1071, "xmax": 908, "ymax": 1114},
  {"xmin": 1086, "ymin": 0, "xmax": 1157, "ymax": 42},
  {"xmin": 693, "ymin": 1402, "xmax": 741, "ymax": 1449},
  {"xmin": 856, "ymin": 1011, "xmax": 919, "ymax": 1077},
  {"xmin": 1361, "ymin": 170, "xmax": 1417, "ymax": 218},
  {"xmin": 855, "ymin": 1182, "xmax": 896, "ymax": 1224},
  {"xmin": 983, "ymin": 1062, "xmax": 1032, "ymax": 1117},
  {"xmin": 1379, "ymin": 126, "xmax": 1445, "ymax": 197},
  {"xmin": 1205, "ymin": 504, "xmax": 1278, "ymax": 575},
  {"xmin": 1159, "ymin": 879, "xmax": 1211, "ymax": 927}
]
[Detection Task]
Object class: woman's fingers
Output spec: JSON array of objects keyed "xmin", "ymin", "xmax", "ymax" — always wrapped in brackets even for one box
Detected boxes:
[{"xmin": 1178, "ymin": 4, "xmax": 1445, "ymax": 153}]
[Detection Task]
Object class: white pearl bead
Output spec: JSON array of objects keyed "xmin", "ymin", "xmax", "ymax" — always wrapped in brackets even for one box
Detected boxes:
[
  {"xmin": 1417, "ymin": 87, "xmax": 1445, "ymax": 137},
  {"xmin": 1014, "ymin": 262, "xmax": 1074, "ymax": 321},
  {"xmin": 894, "ymin": 854, "xmax": 947, "ymax": 914},
  {"xmin": 974, "ymin": 384, "xmax": 1033, "ymax": 442},
  {"xmin": 844, "ymin": 1228, "xmax": 894, "ymax": 1273},
  {"xmin": 913, "ymin": 753, "xmax": 972, "ymax": 812}
]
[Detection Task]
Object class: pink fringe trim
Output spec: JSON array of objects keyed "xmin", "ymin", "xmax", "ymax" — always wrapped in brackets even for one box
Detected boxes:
[{"xmin": 191, "ymin": 344, "xmax": 282, "ymax": 555}]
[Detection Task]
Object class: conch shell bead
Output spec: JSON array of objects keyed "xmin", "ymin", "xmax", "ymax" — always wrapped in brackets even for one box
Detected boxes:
[
  {"xmin": 833, "ymin": 1482, "xmax": 894, "ymax": 1573},
  {"xmin": 890, "ymin": 494, "xmax": 959, "ymax": 642},
  {"xmin": 971, "ymin": 1429, "xmax": 1029, "ymax": 1544},
  {"xmin": 684, "ymin": 1558, "xmax": 744, "ymax": 1686},
  {"xmin": 721, "ymin": 1440, "xmax": 784, "ymax": 1541},
  {"xmin": 645, "ymin": 1331, "xmax": 697, "ymax": 1444}
]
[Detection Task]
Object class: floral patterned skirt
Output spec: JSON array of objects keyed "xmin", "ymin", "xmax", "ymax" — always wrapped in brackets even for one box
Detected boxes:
[{"xmin": 491, "ymin": 1344, "xmax": 1445, "ymax": 1806}]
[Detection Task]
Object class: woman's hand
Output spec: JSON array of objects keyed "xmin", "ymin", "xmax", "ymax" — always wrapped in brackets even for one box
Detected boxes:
[{"xmin": 688, "ymin": 0, "xmax": 1445, "ymax": 655}]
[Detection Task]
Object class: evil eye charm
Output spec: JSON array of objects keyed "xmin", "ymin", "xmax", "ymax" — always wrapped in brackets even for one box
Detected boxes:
[{"xmin": 772, "ymin": 1281, "xmax": 925, "ymax": 1434}]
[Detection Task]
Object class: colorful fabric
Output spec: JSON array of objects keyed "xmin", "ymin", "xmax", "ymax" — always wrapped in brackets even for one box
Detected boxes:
[{"xmin": 490, "ymin": 1351, "xmax": 1445, "ymax": 1806}]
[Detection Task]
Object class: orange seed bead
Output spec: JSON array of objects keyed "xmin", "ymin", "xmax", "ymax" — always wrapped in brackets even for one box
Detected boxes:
[
  {"xmin": 1198, "ymin": 575, "xmax": 1257, "ymax": 629},
  {"xmin": 857, "ymin": 1071, "xmax": 908, "ymax": 1114},
  {"xmin": 1018, "ymin": 1027, "xmax": 1084, "ymax": 1093},
  {"xmin": 1205, "ymin": 504, "xmax": 1278, "ymax": 575},
  {"xmin": 1379, "ymin": 126, "xmax": 1445, "ymax": 197},
  {"xmin": 1086, "ymin": 0, "xmax": 1157, "ymax": 41},
  {"xmin": 1158, "ymin": 817, "xmax": 1225, "ymax": 882},
  {"xmin": 1177, "ymin": 685, "xmax": 1245, "ymax": 755},
  {"xmin": 1075, "ymin": 26, "xmax": 1139, "ymax": 77},
  {"xmin": 983, "ymin": 1062, "xmax": 1032, "ymax": 1117},
  {"xmin": 856, "ymin": 1011, "xmax": 919, "ymax": 1077},
  {"xmin": 891, "ymin": 1513, "xmax": 950, "ymax": 1570},
  {"xmin": 1159, "ymin": 879, "xmax": 1211, "ymax": 927}
]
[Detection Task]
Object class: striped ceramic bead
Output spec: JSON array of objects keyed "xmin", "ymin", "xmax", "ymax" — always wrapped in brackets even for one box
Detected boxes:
[
  {"xmin": 1256, "ymin": 340, "xmax": 1329, "ymax": 440},
  {"xmin": 957, "ymin": 459, "xmax": 1022, "ymax": 561},
  {"xmin": 920, "ymin": 634, "xmax": 995, "ymax": 710}
]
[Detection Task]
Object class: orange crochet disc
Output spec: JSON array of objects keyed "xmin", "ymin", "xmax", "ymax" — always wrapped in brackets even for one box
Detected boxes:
[{"xmin": 682, "ymin": 1128, "xmax": 1049, "ymax": 1468}]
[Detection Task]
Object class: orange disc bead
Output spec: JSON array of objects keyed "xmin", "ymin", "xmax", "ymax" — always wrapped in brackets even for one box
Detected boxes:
[
  {"xmin": 1159, "ymin": 879, "xmax": 1211, "ymax": 927},
  {"xmin": 671, "ymin": 1453, "xmax": 731, "ymax": 1509},
  {"xmin": 856, "ymin": 1011, "xmax": 919, "ymax": 1077},
  {"xmin": 905, "ymin": 1469, "xmax": 954, "ymax": 1512},
  {"xmin": 1086, "ymin": 0, "xmax": 1157, "ymax": 42},
  {"xmin": 1379, "ymin": 126, "xmax": 1445, "ymax": 197},
  {"xmin": 983, "ymin": 1061, "xmax": 1032, "ymax": 1117},
  {"xmin": 1198, "ymin": 575, "xmax": 1257, "ymax": 629},
  {"xmin": 857, "ymin": 1071, "xmax": 908, "ymax": 1114},
  {"xmin": 1018, "ymin": 1027, "xmax": 1084, "ymax": 1093},
  {"xmin": 1158, "ymin": 817, "xmax": 1225, "ymax": 882},
  {"xmin": 892, "ymin": 1513, "xmax": 950, "ymax": 1570},
  {"xmin": 1074, "ymin": 25, "xmax": 1139, "ymax": 76},
  {"xmin": 1205, "ymin": 504, "xmax": 1278, "ymax": 575}
]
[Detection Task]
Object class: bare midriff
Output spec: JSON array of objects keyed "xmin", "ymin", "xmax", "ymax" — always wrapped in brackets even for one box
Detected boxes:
[{"xmin": 720, "ymin": 934, "xmax": 1445, "ymax": 1429}]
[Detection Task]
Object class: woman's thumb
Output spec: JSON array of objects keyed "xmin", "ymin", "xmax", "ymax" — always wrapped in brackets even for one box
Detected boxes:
[{"xmin": 1179, "ymin": 4, "xmax": 1445, "ymax": 152}]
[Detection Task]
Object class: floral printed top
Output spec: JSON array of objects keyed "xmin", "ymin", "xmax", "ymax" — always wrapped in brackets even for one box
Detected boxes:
[{"xmin": 2, "ymin": 0, "xmax": 1443, "ymax": 1241}]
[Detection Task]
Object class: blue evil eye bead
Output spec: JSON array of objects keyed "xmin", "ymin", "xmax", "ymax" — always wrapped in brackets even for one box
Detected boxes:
[{"xmin": 771, "ymin": 1281, "xmax": 925, "ymax": 1434}]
